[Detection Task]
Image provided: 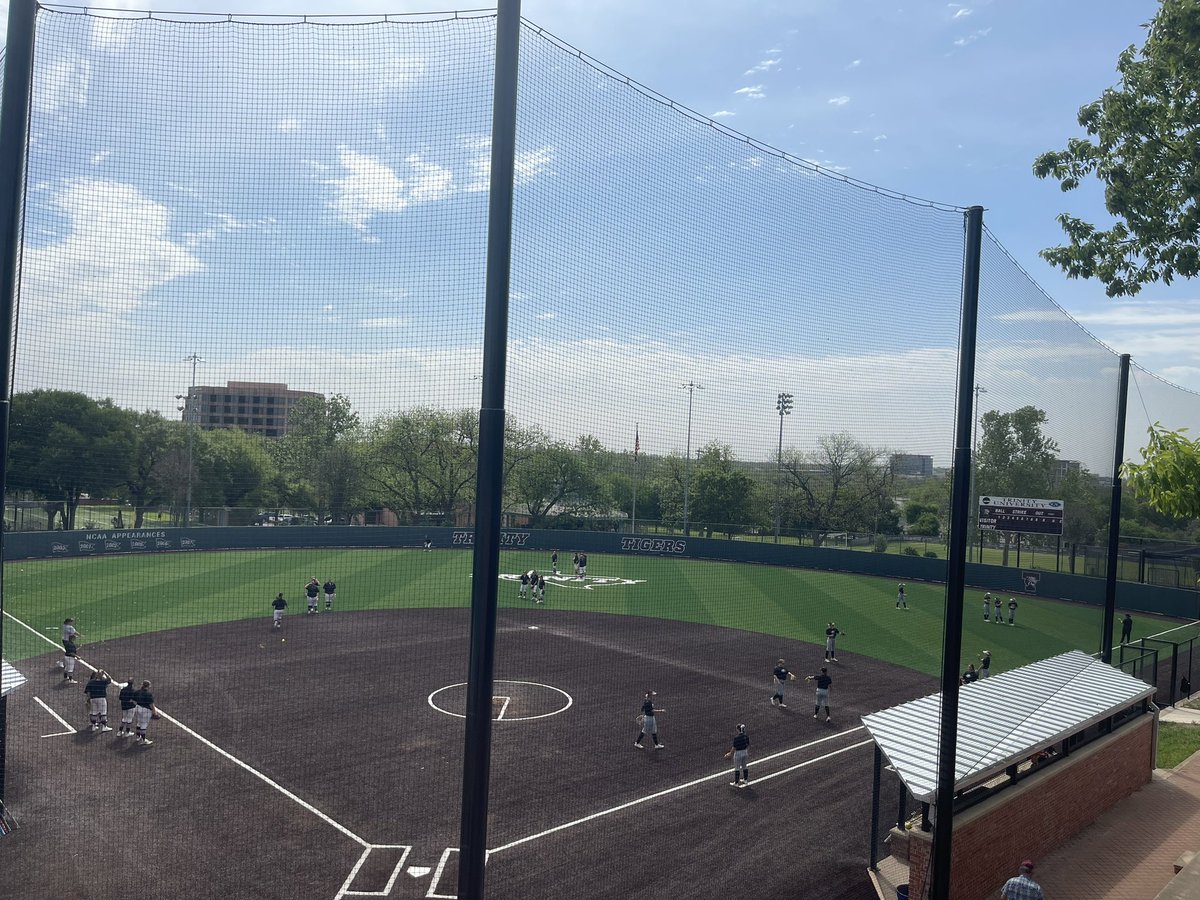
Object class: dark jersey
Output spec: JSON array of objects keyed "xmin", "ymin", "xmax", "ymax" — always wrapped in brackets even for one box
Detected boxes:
[
  {"xmin": 1008, "ymin": 599, "xmax": 1018, "ymax": 610},
  {"xmin": 732, "ymin": 732, "xmax": 750, "ymax": 751},
  {"xmin": 520, "ymin": 572, "xmax": 530, "ymax": 586},
  {"xmin": 980, "ymin": 656, "xmax": 992, "ymax": 672},
  {"xmin": 133, "ymin": 688, "xmax": 155, "ymax": 709},
  {"xmin": 119, "ymin": 683, "xmax": 137, "ymax": 710},
  {"xmin": 84, "ymin": 676, "xmax": 111, "ymax": 699},
  {"xmin": 773, "ymin": 665, "xmax": 790, "ymax": 682},
  {"xmin": 538, "ymin": 577, "xmax": 546, "ymax": 589},
  {"xmin": 272, "ymin": 596, "xmax": 288, "ymax": 610},
  {"xmin": 324, "ymin": 581, "xmax": 335, "ymax": 594},
  {"xmin": 580, "ymin": 554, "xmax": 588, "ymax": 566},
  {"xmin": 962, "ymin": 669, "xmax": 978, "ymax": 684},
  {"xmin": 64, "ymin": 640, "xmax": 78, "ymax": 658},
  {"xmin": 306, "ymin": 582, "xmax": 320, "ymax": 599},
  {"xmin": 551, "ymin": 552, "xmax": 558, "ymax": 563},
  {"xmin": 641, "ymin": 699, "xmax": 656, "ymax": 717},
  {"xmin": 813, "ymin": 674, "xmax": 832, "ymax": 690},
  {"xmin": 825, "ymin": 627, "xmax": 840, "ymax": 641}
]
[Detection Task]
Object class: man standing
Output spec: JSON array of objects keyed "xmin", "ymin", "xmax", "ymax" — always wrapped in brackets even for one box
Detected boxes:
[
  {"xmin": 271, "ymin": 593, "xmax": 288, "ymax": 629},
  {"xmin": 305, "ymin": 576, "xmax": 321, "ymax": 614},
  {"xmin": 770, "ymin": 658, "xmax": 796, "ymax": 708},
  {"xmin": 117, "ymin": 676, "xmax": 138, "ymax": 738},
  {"xmin": 423, "ymin": 535, "xmax": 432, "ymax": 551},
  {"xmin": 806, "ymin": 667, "xmax": 833, "ymax": 722},
  {"xmin": 133, "ymin": 680, "xmax": 161, "ymax": 746},
  {"xmin": 323, "ymin": 578, "xmax": 336, "ymax": 611},
  {"xmin": 1008, "ymin": 597, "xmax": 1019, "ymax": 626},
  {"xmin": 519, "ymin": 570, "xmax": 530, "ymax": 601},
  {"xmin": 579, "ymin": 552, "xmax": 588, "ymax": 579},
  {"xmin": 63, "ymin": 634, "xmax": 80, "ymax": 684},
  {"xmin": 572, "ymin": 552, "xmax": 581, "ymax": 578},
  {"xmin": 984, "ymin": 592, "xmax": 993, "ymax": 622},
  {"xmin": 1001, "ymin": 859, "xmax": 1044, "ymax": 900},
  {"xmin": 825, "ymin": 622, "xmax": 842, "ymax": 662},
  {"xmin": 551, "ymin": 549, "xmax": 559, "ymax": 575},
  {"xmin": 83, "ymin": 669, "xmax": 113, "ymax": 732},
  {"xmin": 1121, "ymin": 613, "xmax": 1133, "ymax": 644},
  {"xmin": 536, "ymin": 574, "xmax": 546, "ymax": 605},
  {"xmin": 724, "ymin": 724, "xmax": 751, "ymax": 788},
  {"xmin": 60, "ymin": 618, "xmax": 81, "ymax": 671},
  {"xmin": 634, "ymin": 691, "xmax": 665, "ymax": 750},
  {"xmin": 979, "ymin": 650, "xmax": 992, "ymax": 679},
  {"xmin": 994, "ymin": 596, "xmax": 1004, "ymax": 623},
  {"xmin": 896, "ymin": 583, "xmax": 907, "ymax": 610}
]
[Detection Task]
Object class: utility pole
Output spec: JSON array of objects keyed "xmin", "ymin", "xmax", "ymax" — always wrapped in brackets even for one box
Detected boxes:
[
  {"xmin": 176, "ymin": 352, "xmax": 202, "ymax": 528},
  {"xmin": 681, "ymin": 381, "xmax": 703, "ymax": 536},
  {"xmin": 774, "ymin": 392, "xmax": 793, "ymax": 543}
]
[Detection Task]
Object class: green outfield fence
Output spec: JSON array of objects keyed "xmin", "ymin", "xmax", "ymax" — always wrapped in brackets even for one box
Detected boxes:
[{"xmin": 0, "ymin": 5, "xmax": 1197, "ymax": 900}]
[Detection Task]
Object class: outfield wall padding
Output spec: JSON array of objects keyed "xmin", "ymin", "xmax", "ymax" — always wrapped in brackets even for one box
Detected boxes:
[{"xmin": 4, "ymin": 526, "xmax": 1194, "ymax": 619}]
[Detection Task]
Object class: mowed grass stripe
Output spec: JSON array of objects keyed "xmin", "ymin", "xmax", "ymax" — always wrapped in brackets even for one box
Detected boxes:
[{"xmin": 1, "ymin": 549, "xmax": 1158, "ymax": 676}]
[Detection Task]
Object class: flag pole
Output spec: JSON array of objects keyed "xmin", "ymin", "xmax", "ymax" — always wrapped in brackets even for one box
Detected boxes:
[{"xmin": 631, "ymin": 425, "xmax": 639, "ymax": 535}]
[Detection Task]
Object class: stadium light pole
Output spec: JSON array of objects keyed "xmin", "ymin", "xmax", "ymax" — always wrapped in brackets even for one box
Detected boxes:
[
  {"xmin": 176, "ymin": 352, "xmax": 202, "ymax": 528},
  {"xmin": 681, "ymin": 381, "xmax": 703, "ymax": 536},
  {"xmin": 970, "ymin": 385, "xmax": 987, "ymax": 561},
  {"xmin": 774, "ymin": 392, "xmax": 793, "ymax": 543}
]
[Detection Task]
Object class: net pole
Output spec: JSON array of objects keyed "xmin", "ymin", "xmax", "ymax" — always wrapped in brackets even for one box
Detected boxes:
[
  {"xmin": 0, "ymin": 0, "xmax": 39, "ymax": 804},
  {"xmin": 1101, "ymin": 354, "xmax": 1130, "ymax": 663},
  {"xmin": 930, "ymin": 205, "xmax": 984, "ymax": 900},
  {"xmin": 458, "ymin": 3, "xmax": 522, "ymax": 898}
]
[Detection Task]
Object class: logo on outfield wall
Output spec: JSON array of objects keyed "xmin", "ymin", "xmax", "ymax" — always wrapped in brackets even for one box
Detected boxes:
[
  {"xmin": 1022, "ymin": 571, "xmax": 1041, "ymax": 593},
  {"xmin": 104, "ymin": 541, "xmax": 121, "ymax": 551},
  {"xmin": 452, "ymin": 531, "xmax": 530, "ymax": 547},
  {"xmin": 78, "ymin": 542, "xmax": 94, "ymax": 552},
  {"xmin": 619, "ymin": 537, "xmax": 687, "ymax": 554},
  {"xmin": 501, "ymin": 573, "xmax": 645, "ymax": 591},
  {"xmin": 51, "ymin": 543, "xmax": 68, "ymax": 553},
  {"xmin": 155, "ymin": 539, "xmax": 171, "ymax": 549},
  {"xmin": 181, "ymin": 538, "xmax": 196, "ymax": 548}
]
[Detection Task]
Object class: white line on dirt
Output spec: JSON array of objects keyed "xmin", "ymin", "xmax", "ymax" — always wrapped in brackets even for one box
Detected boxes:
[{"xmin": 33, "ymin": 696, "xmax": 77, "ymax": 736}]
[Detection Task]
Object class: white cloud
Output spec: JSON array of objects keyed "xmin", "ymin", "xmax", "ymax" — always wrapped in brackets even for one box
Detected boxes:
[
  {"xmin": 953, "ymin": 7, "xmax": 973, "ymax": 18},
  {"xmin": 873, "ymin": 134, "xmax": 888, "ymax": 142},
  {"xmin": 744, "ymin": 58, "xmax": 781, "ymax": 75},
  {"xmin": 735, "ymin": 85, "xmax": 766, "ymax": 100},
  {"xmin": 359, "ymin": 317, "xmax": 410, "ymax": 329},
  {"xmin": 91, "ymin": 150, "xmax": 111, "ymax": 166},
  {"xmin": 277, "ymin": 118, "xmax": 302, "ymax": 133},
  {"xmin": 711, "ymin": 110, "xmax": 736, "ymax": 119},
  {"xmin": 847, "ymin": 59, "xmax": 862, "ymax": 68},
  {"xmin": 954, "ymin": 27, "xmax": 992, "ymax": 47},
  {"xmin": 34, "ymin": 57, "xmax": 91, "ymax": 116},
  {"xmin": 828, "ymin": 96, "xmax": 851, "ymax": 106}
]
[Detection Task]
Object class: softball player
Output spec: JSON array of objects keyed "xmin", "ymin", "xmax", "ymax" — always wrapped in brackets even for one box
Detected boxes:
[
  {"xmin": 271, "ymin": 593, "xmax": 288, "ymax": 628},
  {"xmin": 133, "ymin": 680, "xmax": 160, "ymax": 746},
  {"xmin": 305, "ymin": 577, "xmax": 321, "ymax": 614},
  {"xmin": 824, "ymin": 623, "xmax": 842, "ymax": 662},
  {"xmin": 117, "ymin": 677, "xmax": 138, "ymax": 737},
  {"xmin": 634, "ymin": 691, "xmax": 665, "ymax": 749},
  {"xmin": 63, "ymin": 635, "xmax": 80, "ymax": 683},
  {"xmin": 83, "ymin": 670, "xmax": 113, "ymax": 732},
  {"xmin": 896, "ymin": 583, "xmax": 907, "ymax": 609},
  {"xmin": 725, "ymin": 724, "xmax": 751, "ymax": 788},
  {"xmin": 806, "ymin": 667, "xmax": 833, "ymax": 722},
  {"xmin": 770, "ymin": 658, "xmax": 796, "ymax": 708},
  {"xmin": 323, "ymin": 579, "xmax": 336, "ymax": 611}
]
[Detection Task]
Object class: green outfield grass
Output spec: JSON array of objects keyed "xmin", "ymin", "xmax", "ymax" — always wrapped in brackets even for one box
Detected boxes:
[{"xmin": 0, "ymin": 548, "xmax": 1171, "ymax": 677}]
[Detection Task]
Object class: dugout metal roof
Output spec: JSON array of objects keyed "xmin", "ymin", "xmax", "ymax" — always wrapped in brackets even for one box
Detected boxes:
[
  {"xmin": 861, "ymin": 650, "xmax": 1155, "ymax": 803},
  {"xmin": 1, "ymin": 659, "xmax": 26, "ymax": 698}
]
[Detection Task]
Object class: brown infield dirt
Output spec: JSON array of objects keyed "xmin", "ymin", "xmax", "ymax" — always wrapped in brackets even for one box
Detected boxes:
[{"xmin": 1, "ymin": 608, "xmax": 936, "ymax": 899}]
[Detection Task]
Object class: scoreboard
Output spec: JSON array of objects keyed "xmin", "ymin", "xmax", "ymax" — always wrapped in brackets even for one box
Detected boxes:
[{"xmin": 977, "ymin": 496, "xmax": 1064, "ymax": 536}]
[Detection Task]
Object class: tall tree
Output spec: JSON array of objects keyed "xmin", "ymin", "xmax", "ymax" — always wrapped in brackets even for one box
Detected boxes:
[
  {"xmin": 1033, "ymin": 0, "xmax": 1200, "ymax": 297},
  {"xmin": 782, "ymin": 433, "xmax": 895, "ymax": 543},
  {"xmin": 687, "ymin": 442, "xmax": 756, "ymax": 538},
  {"xmin": 1123, "ymin": 425, "xmax": 1200, "ymax": 520},
  {"xmin": 8, "ymin": 390, "xmax": 130, "ymax": 529},
  {"xmin": 273, "ymin": 394, "xmax": 362, "ymax": 524},
  {"xmin": 120, "ymin": 410, "xmax": 180, "ymax": 528},
  {"xmin": 366, "ymin": 407, "xmax": 478, "ymax": 525}
]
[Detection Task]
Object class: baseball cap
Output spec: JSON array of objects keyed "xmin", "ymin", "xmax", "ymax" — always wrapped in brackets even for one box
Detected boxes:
[{"xmin": 1021, "ymin": 859, "xmax": 1035, "ymax": 871}]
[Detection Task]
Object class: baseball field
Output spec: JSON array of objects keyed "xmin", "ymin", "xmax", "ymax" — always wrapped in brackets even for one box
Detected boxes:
[{"xmin": 0, "ymin": 547, "xmax": 1171, "ymax": 899}]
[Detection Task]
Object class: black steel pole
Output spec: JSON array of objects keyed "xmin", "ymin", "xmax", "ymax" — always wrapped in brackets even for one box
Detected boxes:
[
  {"xmin": 930, "ymin": 205, "xmax": 984, "ymax": 900},
  {"xmin": 0, "ymin": 0, "xmax": 38, "ymax": 804},
  {"xmin": 1101, "ymin": 354, "xmax": 1130, "ymax": 663},
  {"xmin": 458, "ymin": 4, "xmax": 521, "ymax": 898},
  {"xmin": 869, "ymin": 745, "xmax": 883, "ymax": 870}
]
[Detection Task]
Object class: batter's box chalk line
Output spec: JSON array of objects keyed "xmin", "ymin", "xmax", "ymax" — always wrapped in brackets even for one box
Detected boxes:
[{"xmin": 336, "ymin": 845, "xmax": 491, "ymax": 899}]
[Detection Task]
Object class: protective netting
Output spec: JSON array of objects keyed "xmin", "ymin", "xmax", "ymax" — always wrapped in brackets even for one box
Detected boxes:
[{"xmin": 0, "ymin": 9, "xmax": 1184, "ymax": 900}]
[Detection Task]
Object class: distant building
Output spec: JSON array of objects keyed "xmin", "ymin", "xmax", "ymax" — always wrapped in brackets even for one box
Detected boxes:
[
  {"xmin": 181, "ymin": 381, "xmax": 323, "ymax": 438},
  {"xmin": 1052, "ymin": 458, "xmax": 1083, "ymax": 485},
  {"xmin": 890, "ymin": 454, "xmax": 934, "ymax": 477}
]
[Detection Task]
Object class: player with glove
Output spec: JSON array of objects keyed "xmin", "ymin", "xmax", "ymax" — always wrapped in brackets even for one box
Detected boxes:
[{"xmin": 724, "ymin": 724, "xmax": 751, "ymax": 788}]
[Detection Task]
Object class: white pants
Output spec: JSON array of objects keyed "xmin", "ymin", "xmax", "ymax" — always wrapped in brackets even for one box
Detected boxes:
[
  {"xmin": 89, "ymin": 698, "xmax": 108, "ymax": 717},
  {"xmin": 134, "ymin": 707, "xmax": 152, "ymax": 731}
]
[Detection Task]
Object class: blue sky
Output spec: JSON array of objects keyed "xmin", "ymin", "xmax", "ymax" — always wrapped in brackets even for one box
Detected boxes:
[{"xmin": 5, "ymin": 1, "xmax": 1197, "ymax": 471}]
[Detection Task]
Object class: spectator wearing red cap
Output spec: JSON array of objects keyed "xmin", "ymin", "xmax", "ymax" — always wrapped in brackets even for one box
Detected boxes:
[{"xmin": 1002, "ymin": 859, "xmax": 1044, "ymax": 900}]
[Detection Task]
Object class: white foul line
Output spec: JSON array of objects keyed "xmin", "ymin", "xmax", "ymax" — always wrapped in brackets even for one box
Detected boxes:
[
  {"xmin": 34, "ymin": 696, "xmax": 77, "ymax": 736},
  {"xmin": 4, "ymin": 609, "xmax": 369, "ymax": 848},
  {"xmin": 489, "ymin": 726, "xmax": 868, "ymax": 854}
]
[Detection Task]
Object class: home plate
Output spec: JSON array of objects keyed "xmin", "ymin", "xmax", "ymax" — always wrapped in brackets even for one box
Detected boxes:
[{"xmin": 408, "ymin": 867, "xmax": 431, "ymax": 878}]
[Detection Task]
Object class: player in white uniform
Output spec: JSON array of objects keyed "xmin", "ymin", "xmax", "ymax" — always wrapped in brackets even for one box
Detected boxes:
[{"xmin": 59, "ymin": 618, "xmax": 80, "ymax": 669}]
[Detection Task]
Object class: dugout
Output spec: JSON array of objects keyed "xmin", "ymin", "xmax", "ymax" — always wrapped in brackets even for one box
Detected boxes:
[{"xmin": 862, "ymin": 650, "xmax": 1157, "ymax": 900}]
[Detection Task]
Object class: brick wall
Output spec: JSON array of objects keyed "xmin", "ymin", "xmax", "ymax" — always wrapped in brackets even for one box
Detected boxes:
[{"xmin": 905, "ymin": 714, "xmax": 1154, "ymax": 899}]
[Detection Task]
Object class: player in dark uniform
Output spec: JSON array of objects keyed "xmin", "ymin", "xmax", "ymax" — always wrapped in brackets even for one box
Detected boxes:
[
  {"xmin": 519, "ymin": 570, "xmax": 530, "ymax": 601},
  {"xmin": 423, "ymin": 535, "xmax": 432, "ymax": 551},
  {"xmin": 572, "ymin": 552, "xmax": 581, "ymax": 578},
  {"xmin": 824, "ymin": 623, "xmax": 842, "ymax": 662},
  {"xmin": 305, "ymin": 576, "xmax": 321, "ymax": 614},
  {"xmin": 1120, "ymin": 613, "xmax": 1133, "ymax": 643},
  {"xmin": 806, "ymin": 667, "xmax": 833, "ymax": 722},
  {"xmin": 980, "ymin": 650, "xmax": 992, "ymax": 679},
  {"xmin": 271, "ymin": 593, "xmax": 288, "ymax": 628},
  {"xmin": 117, "ymin": 676, "xmax": 138, "ymax": 738},
  {"xmin": 993, "ymin": 596, "xmax": 1004, "ymax": 623},
  {"xmin": 634, "ymin": 691, "xmax": 665, "ymax": 749},
  {"xmin": 323, "ymin": 579, "xmax": 336, "ymax": 611},
  {"xmin": 83, "ymin": 669, "xmax": 113, "ymax": 732},
  {"xmin": 725, "ymin": 724, "xmax": 751, "ymax": 788},
  {"xmin": 770, "ymin": 658, "xmax": 796, "ymax": 708},
  {"xmin": 551, "ymin": 550, "xmax": 559, "ymax": 575},
  {"xmin": 536, "ymin": 574, "xmax": 546, "ymax": 605},
  {"xmin": 579, "ymin": 552, "xmax": 588, "ymax": 578},
  {"xmin": 983, "ymin": 592, "xmax": 992, "ymax": 622},
  {"xmin": 1008, "ymin": 597, "xmax": 1019, "ymax": 626},
  {"xmin": 63, "ymin": 635, "xmax": 80, "ymax": 683},
  {"xmin": 896, "ymin": 583, "xmax": 907, "ymax": 609},
  {"xmin": 133, "ymin": 680, "xmax": 160, "ymax": 746},
  {"xmin": 961, "ymin": 663, "xmax": 979, "ymax": 684}
]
